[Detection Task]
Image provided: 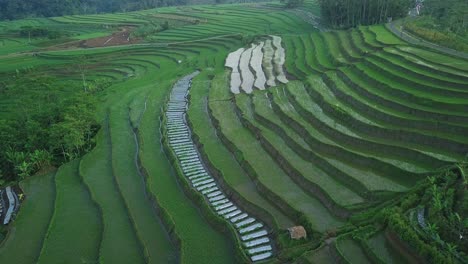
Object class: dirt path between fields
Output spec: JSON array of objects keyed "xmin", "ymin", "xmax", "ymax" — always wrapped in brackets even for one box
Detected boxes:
[{"xmin": 48, "ymin": 27, "xmax": 141, "ymax": 50}]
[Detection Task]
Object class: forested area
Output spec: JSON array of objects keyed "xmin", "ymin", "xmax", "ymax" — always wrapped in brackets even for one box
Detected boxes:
[
  {"xmin": 0, "ymin": 76, "xmax": 100, "ymax": 184},
  {"xmin": 403, "ymin": 0, "xmax": 467, "ymax": 52},
  {"xmin": 0, "ymin": 0, "xmax": 189, "ymax": 20},
  {"xmin": 317, "ymin": 0, "xmax": 412, "ymax": 28},
  {"xmin": 422, "ymin": 0, "xmax": 467, "ymax": 35}
]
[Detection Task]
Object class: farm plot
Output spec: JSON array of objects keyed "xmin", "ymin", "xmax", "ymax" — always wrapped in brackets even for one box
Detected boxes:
[
  {"xmin": 289, "ymin": 76, "xmax": 454, "ymax": 171},
  {"xmin": 79, "ymin": 127, "xmax": 146, "ymax": 264},
  {"xmin": 225, "ymin": 47, "xmax": 244, "ymax": 94},
  {"xmin": 263, "ymin": 39, "xmax": 277, "ymax": 87},
  {"xmin": 188, "ymin": 72, "xmax": 294, "ymax": 229},
  {"xmin": 210, "ymin": 72, "xmax": 344, "ymax": 232},
  {"xmin": 108, "ymin": 105, "xmax": 177, "ymax": 263},
  {"xmin": 271, "ymin": 35, "xmax": 288, "ymax": 84},
  {"xmin": 37, "ymin": 160, "xmax": 101, "ymax": 264},
  {"xmin": 225, "ymin": 35, "xmax": 288, "ymax": 94},
  {"xmin": 364, "ymin": 231, "xmax": 408, "ymax": 264},
  {"xmin": 268, "ymin": 83, "xmax": 422, "ymax": 188},
  {"xmin": 139, "ymin": 80, "xmax": 237, "ymax": 264},
  {"xmin": 251, "ymin": 42, "xmax": 266, "ymax": 90},
  {"xmin": 245, "ymin": 92, "xmax": 366, "ymax": 210},
  {"xmin": 239, "ymin": 45, "xmax": 255, "ymax": 93},
  {"xmin": 335, "ymin": 236, "xmax": 372, "ymax": 264}
]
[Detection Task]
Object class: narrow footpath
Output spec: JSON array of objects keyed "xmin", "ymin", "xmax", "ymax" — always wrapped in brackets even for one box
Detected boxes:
[{"xmin": 164, "ymin": 71, "xmax": 274, "ymax": 262}]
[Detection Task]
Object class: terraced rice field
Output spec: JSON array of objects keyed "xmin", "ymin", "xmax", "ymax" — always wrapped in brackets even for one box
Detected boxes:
[
  {"xmin": 164, "ymin": 72, "xmax": 274, "ymax": 262},
  {"xmin": 0, "ymin": 0, "xmax": 467, "ymax": 263},
  {"xmin": 226, "ymin": 35, "xmax": 288, "ymax": 94}
]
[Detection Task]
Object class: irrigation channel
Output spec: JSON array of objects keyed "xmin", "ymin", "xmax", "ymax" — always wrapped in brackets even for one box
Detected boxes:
[{"xmin": 164, "ymin": 71, "xmax": 274, "ymax": 262}]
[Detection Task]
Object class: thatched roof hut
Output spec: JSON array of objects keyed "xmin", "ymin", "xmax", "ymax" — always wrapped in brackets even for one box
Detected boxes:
[{"xmin": 288, "ymin": 226, "xmax": 307, "ymax": 240}]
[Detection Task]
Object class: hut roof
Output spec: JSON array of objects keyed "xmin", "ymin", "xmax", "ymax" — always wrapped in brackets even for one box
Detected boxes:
[{"xmin": 288, "ymin": 226, "xmax": 307, "ymax": 239}]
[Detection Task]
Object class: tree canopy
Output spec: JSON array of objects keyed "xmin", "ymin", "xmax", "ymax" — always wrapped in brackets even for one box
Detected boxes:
[
  {"xmin": 280, "ymin": 0, "xmax": 305, "ymax": 9},
  {"xmin": 422, "ymin": 0, "xmax": 467, "ymax": 35},
  {"xmin": 317, "ymin": 0, "xmax": 412, "ymax": 28},
  {"xmin": 0, "ymin": 76, "xmax": 99, "ymax": 185},
  {"xmin": 0, "ymin": 0, "xmax": 189, "ymax": 20}
]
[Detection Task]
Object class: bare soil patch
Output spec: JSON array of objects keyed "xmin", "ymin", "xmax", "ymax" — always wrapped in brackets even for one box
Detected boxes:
[{"xmin": 49, "ymin": 27, "xmax": 141, "ymax": 50}]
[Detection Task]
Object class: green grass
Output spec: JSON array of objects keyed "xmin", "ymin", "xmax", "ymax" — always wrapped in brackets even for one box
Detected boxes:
[
  {"xmin": 0, "ymin": 172, "xmax": 55, "ymax": 264},
  {"xmin": 37, "ymin": 160, "xmax": 102, "ymax": 264}
]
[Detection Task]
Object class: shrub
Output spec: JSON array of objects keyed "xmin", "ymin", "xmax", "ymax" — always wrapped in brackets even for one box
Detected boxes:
[{"xmin": 404, "ymin": 21, "xmax": 468, "ymax": 52}]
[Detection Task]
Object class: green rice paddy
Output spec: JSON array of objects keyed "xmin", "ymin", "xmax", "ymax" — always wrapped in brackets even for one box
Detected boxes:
[{"xmin": 1, "ymin": 0, "xmax": 467, "ymax": 263}]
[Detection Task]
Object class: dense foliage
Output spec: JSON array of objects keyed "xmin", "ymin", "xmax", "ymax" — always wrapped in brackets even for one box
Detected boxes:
[
  {"xmin": 0, "ymin": 0, "xmax": 190, "ymax": 20},
  {"xmin": 402, "ymin": 0, "xmax": 468, "ymax": 52},
  {"xmin": 317, "ymin": 0, "xmax": 412, "ymax": 28},
  {"xmin": 423, "ymin": 0, "xmax": 467, "ymax": 35},
  {"xmin": 383, "ymin": 165, "xmax": 468, "ymax": 263},
  {"xmin": 19, "ymin": 26, "xmax": 69, "ymax": 40},
  {"xmin": 0, "ymin": 76, "xmax": 99, "ymax": 184},
  {"xmin": 280, "ymin": 0, "xmax": 305, "ymax": 8}
]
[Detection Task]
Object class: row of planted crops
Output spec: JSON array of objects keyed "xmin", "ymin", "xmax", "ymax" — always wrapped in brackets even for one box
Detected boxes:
[
  {"xmin": 203, "ymin": 22, "xmax": 468, "ymax": 262},
  {"xmin": 0, "ymin": 0, "xmax": 467, "ymax": 263},
  {"xmin": 0, "ymin": 3, "xmax": 315, "ymax": 264}
]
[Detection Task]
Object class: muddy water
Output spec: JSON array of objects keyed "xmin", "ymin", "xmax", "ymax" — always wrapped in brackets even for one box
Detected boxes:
[
  {"xmin": 225, "ymin": 48, "xmax": 244, "ymax": 94},
  {"xmin": 271, "ymin": 35, "xmax": 288, "ymax": 84},
  {"xmin": 251, "ymin": 42, "xmax": 267, "ymax": 90},
  {"xmin": 239, "ymin": 44, "xmax": 255, "ymax": 94},
  {"xmin": 262, "ymin": 40, "xmax": 276, "ymax": 87}
]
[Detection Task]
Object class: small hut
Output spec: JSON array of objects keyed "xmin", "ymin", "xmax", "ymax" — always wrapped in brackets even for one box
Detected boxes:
[{"xmin": 288, "ymin": 226, "xmax": 307, "ymax": 240}]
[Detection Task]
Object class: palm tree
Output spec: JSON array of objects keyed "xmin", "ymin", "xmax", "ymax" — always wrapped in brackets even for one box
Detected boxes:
[
  {"xmin": 427, "ymin": 223, "xmax": 438, "ymax": 235},
  {"xmin": 446, "ymin": 243, "xmax": 458, "ymax": 255},
  {"xmin": 17, "ymin": 161, "xmax": 31, "ymax": 180}
]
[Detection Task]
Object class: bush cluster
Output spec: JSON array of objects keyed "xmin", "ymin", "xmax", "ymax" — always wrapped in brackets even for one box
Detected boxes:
[
  {"xmin": 404, "ymin": 22, "xmax": 468, "ymax": 52},
  {"xmin": 0, "ymin": 76, "xmax": 99, "ymax": 186}
]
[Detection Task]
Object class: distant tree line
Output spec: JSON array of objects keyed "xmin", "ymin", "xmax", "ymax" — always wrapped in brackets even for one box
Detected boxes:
[
  {"xmin": 317, "ymin": 0, "xmax": 412, "ymax": 28},
  {"xmin": 0, "ymin": 76, "xmax": 99, "ymax": 185},
  {"xmin": 0, "ymin": 0, "xmax": 189, "ymax": 20},
  {"xmin": 402, "ymin": 0, "xmax": 467, "ymax": 52},
  {"xmin": 280, "ymin": 0, "xmax": 305, "ymax": 9},
  {"xmin": 422, "ymin": 0, "xmax": 467, "ymax": 35}
]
